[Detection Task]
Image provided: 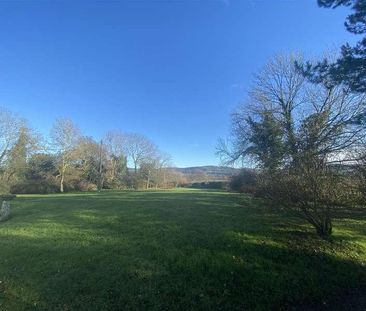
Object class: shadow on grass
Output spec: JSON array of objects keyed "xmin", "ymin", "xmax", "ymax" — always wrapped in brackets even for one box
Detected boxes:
[
  {"xmin": 0, "ymin": 190, "xmax": 364, "ymax": 310},
  {"xmin": 0, "ymin": 233, "xmax": 365, "ymax": 311}
]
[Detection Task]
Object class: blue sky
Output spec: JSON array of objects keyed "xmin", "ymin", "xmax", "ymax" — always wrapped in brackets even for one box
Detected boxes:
[{"xmin": 0, "ymin": 0, "xmax": 353, "ymax": 167}]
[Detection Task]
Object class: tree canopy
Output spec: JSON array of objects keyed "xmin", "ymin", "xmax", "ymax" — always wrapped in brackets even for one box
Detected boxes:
[{"xmin": 298, "ymin": 0, "xmax": 366, "ymax": 92}]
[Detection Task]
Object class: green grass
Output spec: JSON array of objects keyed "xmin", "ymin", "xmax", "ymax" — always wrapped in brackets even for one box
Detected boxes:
[{"xmin": 0, "ymin": 189, "xmax": 365, "ymax": 310}]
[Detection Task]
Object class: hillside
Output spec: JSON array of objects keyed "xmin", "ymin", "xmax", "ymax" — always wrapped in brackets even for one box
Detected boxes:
[{"xmin": 172, "ymin": 165, "xmax": 240, "ymax": 181}]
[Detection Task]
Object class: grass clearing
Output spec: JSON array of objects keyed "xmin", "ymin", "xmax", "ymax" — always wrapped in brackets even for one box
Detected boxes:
[{"xmin": 0, "ymin": 189, "xmax": 365, "ymax": 310}]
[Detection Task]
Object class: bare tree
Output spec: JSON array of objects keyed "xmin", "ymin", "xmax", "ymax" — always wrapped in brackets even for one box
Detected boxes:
[
  {"xmin": 217, "ymin": 54, "xmax": 305, "ymax": 167},
  {"xmin": 164, "ymin": 169, "xmax": 187, "ymax": 188},
  {"xmin": 76, "ymin": 136, "xmax": 108, "ymax": 190},
  {"xmin": 50, "ymin": 118, "xmax": 81, "ymax": 193},
  {"xmin": 123, "ymin": 133, "xmax": 156, "ymax": 174},
  {"xmin": 250, "ymin": 53, "xmax": 306, "ymax": 162},
  {"xmin": 218, "ymin": 53, "xmax": 366, "ymax": 237},
  {"xmin": 104, "ymin": 131, "xmax": 126, "ymax": 183},
  {"xmin": 153, "ymin": 151, "xmax": 172, "ymax": 188},
  {"xmin": 0, "ymin": 108, "xmax": 24, "ymax": 168}
]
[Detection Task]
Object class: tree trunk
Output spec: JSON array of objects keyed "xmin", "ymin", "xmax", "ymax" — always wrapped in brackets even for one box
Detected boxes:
[
  {"xmin": 60, "ymin": 173, "xmax": 64, "ymax": 193},
  {"xmin": 315, "ymin": 223, "xmax": 332, "ymax": 237},
  {"xmin": 60, "ymin": 160, "xmax": 65, "ymax": 193},
  {"xmin": 146, "ymin": 170, "xmax": 150, "ymax": 189},
  {"xmin": 314, "ymin": 216, "xmax": 332, "ymax": 237},
  {"xmin": 110, "ymin": 159, "xmax": 116, "ymax": 180}
]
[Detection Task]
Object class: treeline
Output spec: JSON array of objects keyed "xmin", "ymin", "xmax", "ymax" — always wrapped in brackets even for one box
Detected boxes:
[{"xmin": 0, "ymin": 109, "xmax": 187, "ymax": 194}]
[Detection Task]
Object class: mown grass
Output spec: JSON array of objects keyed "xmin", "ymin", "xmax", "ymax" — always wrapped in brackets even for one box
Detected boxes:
[{"xmin": 0, "ymin": 189, "xmax": 365, "ymax": 310}]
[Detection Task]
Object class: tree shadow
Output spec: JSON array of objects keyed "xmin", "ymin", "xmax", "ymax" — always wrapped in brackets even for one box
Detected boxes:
[{"xmin": 0, "ymin": 190, "xmax": 364, "ymax": 310}]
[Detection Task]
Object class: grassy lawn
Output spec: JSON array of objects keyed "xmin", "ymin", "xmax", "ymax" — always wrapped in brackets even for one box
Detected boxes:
[{"xmin": 0, "ymin": 189, "xmax": 365, "ymax": 310}]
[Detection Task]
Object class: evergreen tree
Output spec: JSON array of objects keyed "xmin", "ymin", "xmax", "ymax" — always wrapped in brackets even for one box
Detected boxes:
[
  {"xmin": 299, "ymin": 0, "xmax": 366, "ymax": 92},
  {"xmin": 245, "ymin": 112, "xmax": 285, "ymax": 173}
]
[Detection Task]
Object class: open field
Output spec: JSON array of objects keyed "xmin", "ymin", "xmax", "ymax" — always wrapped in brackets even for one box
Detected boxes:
[{"xmin": 0, "ymin": 189, "xmax": 365, "ymax": 310}]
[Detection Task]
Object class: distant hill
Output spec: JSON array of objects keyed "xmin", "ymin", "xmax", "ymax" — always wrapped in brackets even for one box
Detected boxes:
[{"xmin": 172, "ymin": 165, "xmax": 240, "ymax": 181}]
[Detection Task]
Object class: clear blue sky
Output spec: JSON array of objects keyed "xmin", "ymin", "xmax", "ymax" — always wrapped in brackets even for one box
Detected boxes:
[{"xmin": 0, "ymin": 0, "xmax": 352, "ymax": 167}]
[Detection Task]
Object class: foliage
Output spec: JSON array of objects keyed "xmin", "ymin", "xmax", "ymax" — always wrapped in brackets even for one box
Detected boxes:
[
  {"xmin": 9, "ymin": 153, "xmax": 59, "ymax": 194},
  {"xmin": 6, "ymin": 126, "xmax": 41, "ymax": 186},
  {"xmin": 0, "ymin": 108, "xmax": 24, "ymax": 168},
  {"xmin": 0, "ymin": 194, "xmax": 16, "ymax": 201},
  {"xmin": 297, "ymin": 0, "xmax": 366, "ymax": 92},
  {"xmin": 219, "ymin": 54, "xmax": 366, "ymax": 237},
  {"xmin": 245, "ymin": 112, "xmax": 285, "ymax": 172},
  {"xmin": 229, "ymin": 169, "xmax": 258, "ymax": 194},
  {"xmin": 10, "ymin": 180, "xmax": 59, "ymax": 194},
  {"xmin": 0, "ymin": 108, "xmax": 177, "ymax": 193},
  {"xmin": 50, "ymin": 118, "xmax": 81, "ymax": 193},
  {"xmin": 184, "ymin": 181, "xmax": 228, "ymax": 189}
]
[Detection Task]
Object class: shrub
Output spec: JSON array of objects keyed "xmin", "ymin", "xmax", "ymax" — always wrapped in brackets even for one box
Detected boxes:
[
  {"xmin": 0, "ymin": 194, "xmax": 16, "ymax": 201},
  {"xmin": 73, "ymin": 181, "xmax": 98, "ymax": 192},
  {"xmin": 229, "ymin": 169, "xmax": 258, "ymax": 194},
  {"xmin": 184, "ymin": 181, "xmax": 228, "ymax": 190},
  {"xmin": 10, "ymin": 180, "xmax": 59, "ymax": 194}
]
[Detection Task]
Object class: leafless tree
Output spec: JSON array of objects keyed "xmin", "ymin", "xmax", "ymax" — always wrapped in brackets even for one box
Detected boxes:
[
  {"xmin": 250, "ymin": 53, "xmax": 306, "ymax": 162},
  {"xmin": 218, "ymin": 53, "xmax": 366, "ymax": 237},
  {"xmin": 103, "ymin": 130, "xmax": 126, "ymax": 182},
  {"xmin": 164, "ymin": 169, "xmax": 187, "ymax": 188},
  {"xmin": 50, "ymin": 118, "xmax": 81, "ymax": 193},
  {"xmin": 0, "ymin": 108, "xmax": 24, "ymax": 168},
  {"xmin": 153, "ymin": 151, "xmax": 172, "ymax": 188},
  {"xmin": 123, "ymin": 133, "xmax": 156, "ymax": 174},
  {"xmin": 76, "ymin": 136, "xmax": 108, "ymax": 190}
]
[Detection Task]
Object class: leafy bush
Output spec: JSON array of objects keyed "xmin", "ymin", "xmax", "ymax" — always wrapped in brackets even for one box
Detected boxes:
[
  {"xmin": 0, "ymin": 182, "xmax": 11, "ymax": 195},
  {"xmin": 184, "ymin": 181, "xmax": 228, "ymax": 190},
  {"xmin": 10, "ymin": 181, "xmax": 59, "ymax": 194},
  {"xmin": 73, "ymin": 181, "xmax": 98, "ymax": 192},
  {"xmin": 229, "ymin": 169, "xmax": 258, "ymax": 194},
  {"xmin": 0, "ymin": 194, "xmax": 16, "ymax": 201}
]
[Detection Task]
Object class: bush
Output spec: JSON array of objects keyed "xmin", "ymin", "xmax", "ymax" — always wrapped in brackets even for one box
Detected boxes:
[
  {"xmin": 0, "ymin": 194, "xmax": 16, "ymax": 201},
  {"xmin": 10, "ymin": 180, "xmax": 59, "ymax": 194},
  {"xmin": 73, "ymin": 181, "xmax": 98, "ymax": 192},
  {"xmin": 183, "ymin": 181, "xmax": 228, "ymax": 190},
  {"xmin": 0, "ymin": 182, "xmax": 10, "ymax": 195},
  {"xmin": 257, "ymin": 164, "xmax": 363, "ymax": 237},
  {"xmin": 229, "ymin": 169, "xmax": 258, "ymax": 194}
]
